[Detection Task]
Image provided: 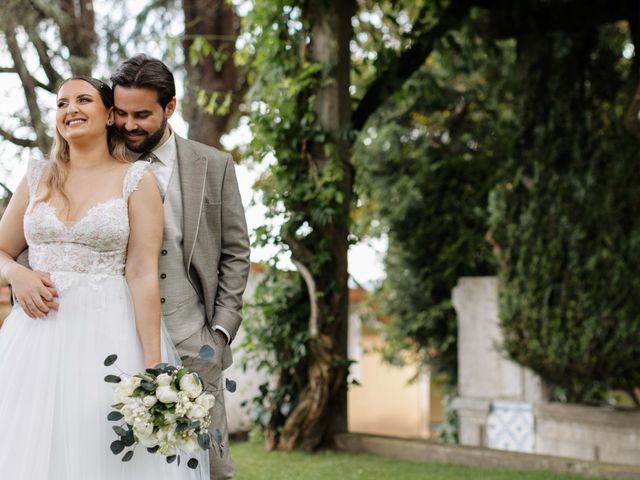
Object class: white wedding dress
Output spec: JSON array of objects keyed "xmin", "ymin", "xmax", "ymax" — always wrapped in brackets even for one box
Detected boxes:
[{"xmin": 0, "ymin": 159, "xmax": 208, "ymax": 479}]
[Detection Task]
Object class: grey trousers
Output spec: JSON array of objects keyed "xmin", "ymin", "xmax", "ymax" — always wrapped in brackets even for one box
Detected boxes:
[{"xmin": 175, "ymin": 325, "xmax": 235, "ymax": 480}]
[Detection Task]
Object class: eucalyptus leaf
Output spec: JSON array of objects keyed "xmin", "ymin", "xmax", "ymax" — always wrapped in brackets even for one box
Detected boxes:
[
  {"xmin": 104, "ymin": 375, "xmax": 122, "ymax": 384},
  {"xmin": 104, "ymin": 354, "xmax": 118, "ymax": 366},
  {"xmin": 175, "ymin": 422, "xmax": 189, "ymax": 433},
  {"xmin": 123, "ymin": 429, "xmax": 135, "ymax": 447},
  {"xmin": 122, "ymin": 450, "xmax": 134, "ymax": 462},
  {"xmin": 112, "ymin": 425, "xmax": 127, "ymax": 437},
  {"xmin": 225, "ymin": 378, "xmax": 237, "ymax": 393},
  {"xmin": 213, "ymin": 429, "xmax": 222, "ymax": 444},
  {"xmin": 107, "ymin": 411, "xmax": 124, "ymax": 421},
  {"xmin": 140, "ymin": 381, "xmax": 155, "ymax": 392},
  {"xmin": 187, "ymin": 458, "xmax": 199, "ymax": 469},
  {"xmin": 110, "ymin": 440, "xmax": 124, "ymax": 455},
  {"xmin": 197, "ymin": 431, "xmax": 210, "ymax": 450},
  {"xmin": 198, "ymin": 345, "xmax": 214, "ymax": 361},
  {"xmin": 166, "ymin": 455, "xmax": 177, "ymax": 464},
  {"xmin": 147, "ymin": 446, "xmax": 160, "ymax": 454}
]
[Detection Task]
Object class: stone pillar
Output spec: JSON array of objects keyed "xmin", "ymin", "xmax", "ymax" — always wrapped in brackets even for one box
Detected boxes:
[{"xmin": 452, "ymin": 277, "xmax": 545, "ymax": 448}]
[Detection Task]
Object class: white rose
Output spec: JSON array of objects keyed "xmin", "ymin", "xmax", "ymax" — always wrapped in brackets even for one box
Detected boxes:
[
  {"xmin": 156, "ymin": 385, "xmax": 179, "ymax": 404},
  {"xmin": 195, "ymin": 393, "xmax": 216, "ymax": 411},
  {"xmin": 133, "ymin": 416, "xmax": 154, "ymax": 435},
  {"xmin": 156, "ymin": 373, "xmax": 173, "ymax": 386},
  {"xmin": 186, "ymin": 403, "xmax": 207, "ymax": 420},
  {"xmin": 142, "ymin": 395, "xmax": 158, "ymax": 408},
  {"xmin": 136, "ymin": 432, "xmax": 158, "ymax": 448},
  {"xmin": 113, "ymin": 377, "xmax": 142, "ymax": 404},
  {"xmin": 179, "ymin": 373, "xmax": 203, "ymax": 399}
]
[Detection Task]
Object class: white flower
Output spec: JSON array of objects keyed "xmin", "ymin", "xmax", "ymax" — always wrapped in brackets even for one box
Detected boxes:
[
  {"xmin": 156, "ymin": 373, "xmax": 173, "ymax": 387},
  {"xmin": 142, "ymin": 395, "xmax": 158, "ymax": 408},
  {"xmin": 133, "ymin": 414, "xmax": 153, "ymax": 432},
  {"xmin": 157, "ymin": 427, "xmax": 177, "ymax": 455},
  {"xmin": 121, "ymin": 397, "xmax": 145, "ymax": 424},
  {"xmin": 156, "ymin": 385, "xmax": 179, "ymax": 404},
  {"xmin": 179, "ymin": 373, "xmax": 203, "ymax": 399},
  {"xmin": 136, "ymin": 432, "xmax": 158, "ymax": 448},
  {"xmin": 164, "ymin": 412, "xmax": 177, "ymax": 424},
  {"xmin": 113, "ymin": 376, "xmax": 142, "ymax": 404},
  {"xmin": 195, "ymin": 393, "xmax": 216, "ymax": 411},
  {"xmin": 175, "ymin": 391, "xmax": 191, "ymax": 417},
  {"xmin": 179, "ymin": 433, "xmax": 200, "ymax": 455},
  {"xmin": 186, "ymin": 403, "xmax": 207, "ymax": 420}
]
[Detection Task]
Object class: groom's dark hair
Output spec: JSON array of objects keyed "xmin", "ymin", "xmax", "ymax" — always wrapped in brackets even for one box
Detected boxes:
[{"xmin": 110, "ymin": 54, "xmax": 176, "ymax": 108}]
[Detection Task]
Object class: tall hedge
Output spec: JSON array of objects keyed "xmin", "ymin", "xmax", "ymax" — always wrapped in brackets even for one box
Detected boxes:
[
  {"xmin": 355, "ymin": 20, "xmax": 514, "ymax": 383},
  {"xmin": 489, "ymin": 26, "xmax": 640, "ymax": 403}
]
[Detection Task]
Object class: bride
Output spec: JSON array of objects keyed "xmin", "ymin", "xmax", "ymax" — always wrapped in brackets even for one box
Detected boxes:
[{"xmin": 0, "ymin": 77, "xmax": 208, "ymax": 479}]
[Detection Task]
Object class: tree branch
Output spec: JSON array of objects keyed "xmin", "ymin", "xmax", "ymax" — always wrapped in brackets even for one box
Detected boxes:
[
  {"xmin": 24, "ymin": 23, "xmax": 62, "ymax": 92},
  {"xmin": 0, "ymin": 126, "xmax": 38, "ymax": 148},
  {"xmin": 352, "ymin": 0, "xmax": 472, "ymax": 131},
  {"xmin": 292, "ymin": 260, "xmax": 319, "ymax": 338},
  {"xmin": 4, "ymin": 25, "xmax": 51, "ymax": 153}
]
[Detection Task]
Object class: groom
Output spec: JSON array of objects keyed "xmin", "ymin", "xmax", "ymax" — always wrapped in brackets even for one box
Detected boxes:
[{"xmin": 111, "ymin": 55, "xmax": 250, "ymax": 479}]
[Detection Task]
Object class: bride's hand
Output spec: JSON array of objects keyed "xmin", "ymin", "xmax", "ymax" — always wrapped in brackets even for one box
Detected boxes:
[{"xmin": 5, "ymin": 264, "xmax": 59, "ymax": 318}]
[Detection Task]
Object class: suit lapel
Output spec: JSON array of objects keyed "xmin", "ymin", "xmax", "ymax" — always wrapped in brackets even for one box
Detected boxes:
[{"xmin": 175, "ymin": 135, "xmax": 207, "ymax": 270}]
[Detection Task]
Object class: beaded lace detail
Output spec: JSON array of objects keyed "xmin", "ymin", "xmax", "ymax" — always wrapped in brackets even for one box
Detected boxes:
[{"xmin": 23, "ymin": 159, "xmax": 148, "ymax": 283}]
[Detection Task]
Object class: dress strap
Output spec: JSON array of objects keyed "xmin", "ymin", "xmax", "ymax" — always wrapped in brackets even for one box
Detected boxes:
[
  {"xmin": 26, "ymin": 157, "xmax": 48, "ymax": 200},
  {"xmin": 122, "ymin": 161, "xmax": 149, "ymax": 201}
]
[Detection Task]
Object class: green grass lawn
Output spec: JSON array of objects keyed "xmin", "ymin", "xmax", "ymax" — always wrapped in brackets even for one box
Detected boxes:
[{"xmin": 232, "ymin": 441, "xmax": 604, "ymax": 480}]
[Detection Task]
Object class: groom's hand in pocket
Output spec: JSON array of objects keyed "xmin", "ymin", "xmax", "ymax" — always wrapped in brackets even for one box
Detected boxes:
[{"xmin": 211, "ymin": 329, "xmax": 227, "ymax": 372}]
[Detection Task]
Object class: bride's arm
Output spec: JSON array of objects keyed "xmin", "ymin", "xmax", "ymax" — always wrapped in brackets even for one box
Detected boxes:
[
  {"xmin": 0, "ymin": 176, "xmax": 57, "ymax": 318},
  {"xmin": 125, "ymin": 169, "xmax": 164, "ymax": 368}
]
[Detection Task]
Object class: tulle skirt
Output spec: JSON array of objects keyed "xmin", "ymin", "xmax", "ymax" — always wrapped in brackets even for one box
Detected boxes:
[{"xmin": 0, "ymin": 272, "xmax": 208, "ymax": 480}]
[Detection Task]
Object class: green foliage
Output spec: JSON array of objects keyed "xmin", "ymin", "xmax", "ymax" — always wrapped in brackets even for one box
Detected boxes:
[
  {"xmin": 240, "ymin": 268, "xmax": 310, "ymax": 429},
  {"xmin": 355, "ymin": 17, "xmax": 515, "ymax": 383},
  {"xmin": 489, "ymin": 25, "xmax": 640, "ymax": 403}
]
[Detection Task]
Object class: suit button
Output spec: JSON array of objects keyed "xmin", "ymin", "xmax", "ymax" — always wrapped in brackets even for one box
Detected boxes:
[
  {"xmin": 160, "ymin": 273, "xmax": 166, "ymax": 279},
  {"xmin": 161, "ymin": 249, "xmax": 167, "ymax": 256},
  {"xmin": 160, "ymin": 298, "xmax": 166, "ymax": 303}
]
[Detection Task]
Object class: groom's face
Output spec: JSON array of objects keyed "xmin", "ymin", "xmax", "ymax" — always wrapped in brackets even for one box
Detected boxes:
[{"xmin": 113, "ymin": 86, "xmax": 176, "ymax": 153}]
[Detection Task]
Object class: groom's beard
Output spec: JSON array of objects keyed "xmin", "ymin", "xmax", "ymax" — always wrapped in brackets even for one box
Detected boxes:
[{"xmin": 120, "ymin": 115, "xmax": 168, "ymax": 153}]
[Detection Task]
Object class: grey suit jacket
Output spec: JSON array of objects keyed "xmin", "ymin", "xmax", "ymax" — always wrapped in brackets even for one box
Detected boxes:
[{"xmin": 174, "ymin": 135, "xmax": 250, "ymax": 342}]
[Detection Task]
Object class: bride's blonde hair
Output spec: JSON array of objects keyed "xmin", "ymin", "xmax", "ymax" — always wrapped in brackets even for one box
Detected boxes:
[{"xmin": 34, "ymin": 76, "xmax": 129, "ymax": 208}]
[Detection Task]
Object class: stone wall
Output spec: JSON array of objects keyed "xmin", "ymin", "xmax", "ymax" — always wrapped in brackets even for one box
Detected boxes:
[
  {"xmin": 536, "ymin": 402, "xmax": 640, "ymax": 466},
  {"xmin": 452, "ymin": 276, "xmax": 640, "ymax": 466}
]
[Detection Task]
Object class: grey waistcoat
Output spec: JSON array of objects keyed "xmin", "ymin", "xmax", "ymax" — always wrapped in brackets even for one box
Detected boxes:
[{"xmin": 158, "ymin": 159, "xmax": 206, "ymax": 345}]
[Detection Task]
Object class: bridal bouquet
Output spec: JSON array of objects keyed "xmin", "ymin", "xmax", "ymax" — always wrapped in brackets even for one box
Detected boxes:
[{"xmin": 104, "ymin": 353, "xmax": 217, "ymax": 469}]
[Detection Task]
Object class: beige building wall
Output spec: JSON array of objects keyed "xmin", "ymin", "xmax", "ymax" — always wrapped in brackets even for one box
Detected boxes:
[{"xmin": 348, "ymin": 327, "xmax": 435, "ymax": 439}]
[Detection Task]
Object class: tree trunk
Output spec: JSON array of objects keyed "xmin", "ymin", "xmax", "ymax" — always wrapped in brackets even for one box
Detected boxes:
[
  {"xmin": 277, "ymin": 0, "xmax": 355, "ymax": 451},
  {"xmin": 181, "ymin": 0, "xmax": 240, "ymax": 148}
]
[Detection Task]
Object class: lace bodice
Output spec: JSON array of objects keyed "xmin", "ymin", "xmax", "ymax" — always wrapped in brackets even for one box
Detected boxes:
[{"xmin": 23, "ymin": 158, "xmax": 148, "ymax": 277}]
